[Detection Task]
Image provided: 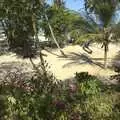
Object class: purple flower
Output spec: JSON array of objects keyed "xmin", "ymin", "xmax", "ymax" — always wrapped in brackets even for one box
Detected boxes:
[{"xmin": 53, "ymin": 100, "xmax": 66, "ymax": 110}]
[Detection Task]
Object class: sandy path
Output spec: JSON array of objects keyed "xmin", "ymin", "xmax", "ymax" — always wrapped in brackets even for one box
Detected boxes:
[
  {"xmin": 42, "ymin": 44, "xmax": 120, "ymax": 80},
  {"xmin": 0, "ymin": 44, "xmax": 120, "ymax": 80}
]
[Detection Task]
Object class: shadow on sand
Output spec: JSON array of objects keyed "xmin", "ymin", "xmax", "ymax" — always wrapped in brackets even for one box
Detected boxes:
[{"xmin": 60, "ymin": 52, "xmax": 105, "ymax": 68}]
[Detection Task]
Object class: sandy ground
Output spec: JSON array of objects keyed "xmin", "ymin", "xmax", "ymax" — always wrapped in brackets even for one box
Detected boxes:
[{"xmin": 0, "ymin": 43, "xmax": 120, "ymax": 82}]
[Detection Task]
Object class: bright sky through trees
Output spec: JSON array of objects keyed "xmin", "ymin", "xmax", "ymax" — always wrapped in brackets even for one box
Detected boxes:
[{"xmin": 47, "ymin": 0, "xmax": 85, "ymax": 11}]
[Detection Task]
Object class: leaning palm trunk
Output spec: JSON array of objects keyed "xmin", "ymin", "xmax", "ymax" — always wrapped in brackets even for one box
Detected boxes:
[
  {"xmin": 40, "ymin": 0, "xmax": 66, "ymax": 56},
  {"xmin": 44, "ymin": 14, "xmax": 60, "ymax": 49},
  {"xmin": 44, "ymin": 14, "xmax": 66, "ymax": 56}
]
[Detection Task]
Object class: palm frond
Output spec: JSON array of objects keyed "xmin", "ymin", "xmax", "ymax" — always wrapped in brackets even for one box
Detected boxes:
[
  {"xmin": 85, "ymin": 0, "xmax": 119, "ymax": 27},
  {"xmin": 75, "ymin": 33, "xmax": 103, "ymax": 44}
]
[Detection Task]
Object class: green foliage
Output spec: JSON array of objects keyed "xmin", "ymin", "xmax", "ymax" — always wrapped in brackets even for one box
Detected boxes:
[
  {"xmin": 75, "ymin": 72, "xmax": 101, "ymax": 97},
  {"xmin": 84, "ymin": 0, "xmax": 120, "ymax": 68},
  {"xmin": 41, "ymin": 6, "xmax": 67, "ymax": 46},
  {"xmin": 0, "ymin": 68, "xmax": 119, "ymax": 120},
  {"xmin": 74, "ymin": 72, "xmax": 120, "ymax": 120},
  {"xmin": 66, "ymin": 10, "xmax": 100, "ymax": 45},
  {"xmin": 85, "ymin": 0, "xmax": 119, "ymax": 27},
  {"xmin": 74, "ymin": 33, "xmax": 103, "ymax": 44},
  {"xmin": 41, "ymin": 5, "xmax": 97, "ymax": 46},
  {"xmin": 75, "ymin": 72, "xmax": 96, "ymax": 82},
  {"xmin": 0, "ymin": 0, "xmax": 43, "ymax": 57},
  {"xmin": 0, "ymin": 56, "xmax": 58, "ymax": 120}
]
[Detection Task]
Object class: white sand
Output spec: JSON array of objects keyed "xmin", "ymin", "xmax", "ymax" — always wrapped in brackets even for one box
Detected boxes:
[{"xmin": 0, "ymin": 44, "xmax": 119, "ymax": 80}]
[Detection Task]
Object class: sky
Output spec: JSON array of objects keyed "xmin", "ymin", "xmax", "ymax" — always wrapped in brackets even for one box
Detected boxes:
[
  {"xmin": 47, "ymin": 0, "xmax": 85, "ymax": 11},
  {"xmin": 47, "ymin": 0, "xmax": 120, "ymax": 23},
  {"xmin": 65, "ymin": 0, "xmax": 84, "ymax": 11}
]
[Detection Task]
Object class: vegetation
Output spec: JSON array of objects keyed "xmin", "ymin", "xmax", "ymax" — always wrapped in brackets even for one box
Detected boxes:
[
  {"xmin": 84, "ymin": 0, "xmax": 120, "ymax": 68},
  {"xmin": 0, "ymin": 68, "xmax": 119, "ymax": 119},
  {"xmin": 0, "ymin": 0, "xmax": 120, "ymax": 120},
  {"xmin": 0, "ymin": 0, "xmax": 44, "ymax": 57}
]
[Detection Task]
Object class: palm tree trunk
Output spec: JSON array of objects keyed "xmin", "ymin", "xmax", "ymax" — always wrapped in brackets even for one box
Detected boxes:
[
  {"xmin": 104, "ymin": 43, "xmax": 108, "ymax": 68},
  {"xmin": 44, "ymin": 14, "xmax": 60, "ymax": 49},
  {"xmin": 40, "ymin": 0, "xmax": 66, "ymax": 56},
  {"xmin": 32, "ymin": 13, "xmax": 39, "ymax": 49},
  {"xmin": 44, "ymin": 14, "xmax": 66, "ymax": 56}
]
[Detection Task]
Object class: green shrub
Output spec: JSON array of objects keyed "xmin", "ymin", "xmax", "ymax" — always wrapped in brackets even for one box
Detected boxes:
[
  {"xmin": 74, "ymin": 72, "xmax": 119, "ymax": 120},
  {"xmin": 0, "ymin": 69, "xmax": 119, "ymax": 120},
  {"xmin": 75, "ymin": 72, "xmax": 97, "ymax": 82},
  {"xmin": 74, "ymin": 33, "xmax": 103, "ymax": 45}
]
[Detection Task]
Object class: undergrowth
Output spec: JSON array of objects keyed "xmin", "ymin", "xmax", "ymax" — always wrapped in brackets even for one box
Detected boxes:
[{"xmin": 0, "ymin": 56, "xmax": 119, "ymax": 120}]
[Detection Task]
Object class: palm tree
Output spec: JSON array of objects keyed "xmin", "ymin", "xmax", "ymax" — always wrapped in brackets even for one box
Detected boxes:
[
  {"xmin": 40, "ymin": 0, "xmax": 66, "ymax": 56},
  {"xmin": 84, "ymin": 0, "xmax": 120, "ymax": 68}
]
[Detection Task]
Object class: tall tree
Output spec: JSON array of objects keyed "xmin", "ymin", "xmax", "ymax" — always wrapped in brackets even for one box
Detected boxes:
[
  {"xmin": 40, "ymin": 0, "xmax": 66, "ymax": 56},
  {"xmin": 0, "ymin": 0, "xmax": 43, "ymax": 57},
  {"xmin": 84, "ymin": 0, "xmax": 120, "ymax": 68}
]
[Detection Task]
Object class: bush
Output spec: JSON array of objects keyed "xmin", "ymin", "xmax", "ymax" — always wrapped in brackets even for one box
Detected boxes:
[
  {"xmin": 0, "ymin": 67, "xmax": 119, "ymax": 120},
  {"xmin": 74, "ymin": 33, "xmax": 102, "ymax": 45},
  {"xmin": 75, "ymin": 72, "xmax": 97, "ymax": 82},
  {"xmin": 74, "ymin": 72, "xmax": 119, "ymax": 120},
  {"xmin": 0, "ymin": 55, "xmax": 58, "ymax": 120}
]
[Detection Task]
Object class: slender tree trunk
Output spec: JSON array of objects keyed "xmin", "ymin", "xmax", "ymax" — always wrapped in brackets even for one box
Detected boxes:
[
  {"xmin": 104, "ymin": 43, "xmax": 108, "ymax": 69},
  {"xmin": 44, "ymin": 14, "xmax": 60, "ymax": 49},
  {"xmin": 44, "ymin": 14, "xmax": 66, "ymax": 56},
  {"xmin": 103, "ymin": 27, "xmax": 110, "ymax": 69},
  {"xmin": 40, "ymin": 0, "xmax": 66, "ymax": 56},
  {"xmin": 32, "ymin": 13, "xmax": 39, "ymax": 49}
]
